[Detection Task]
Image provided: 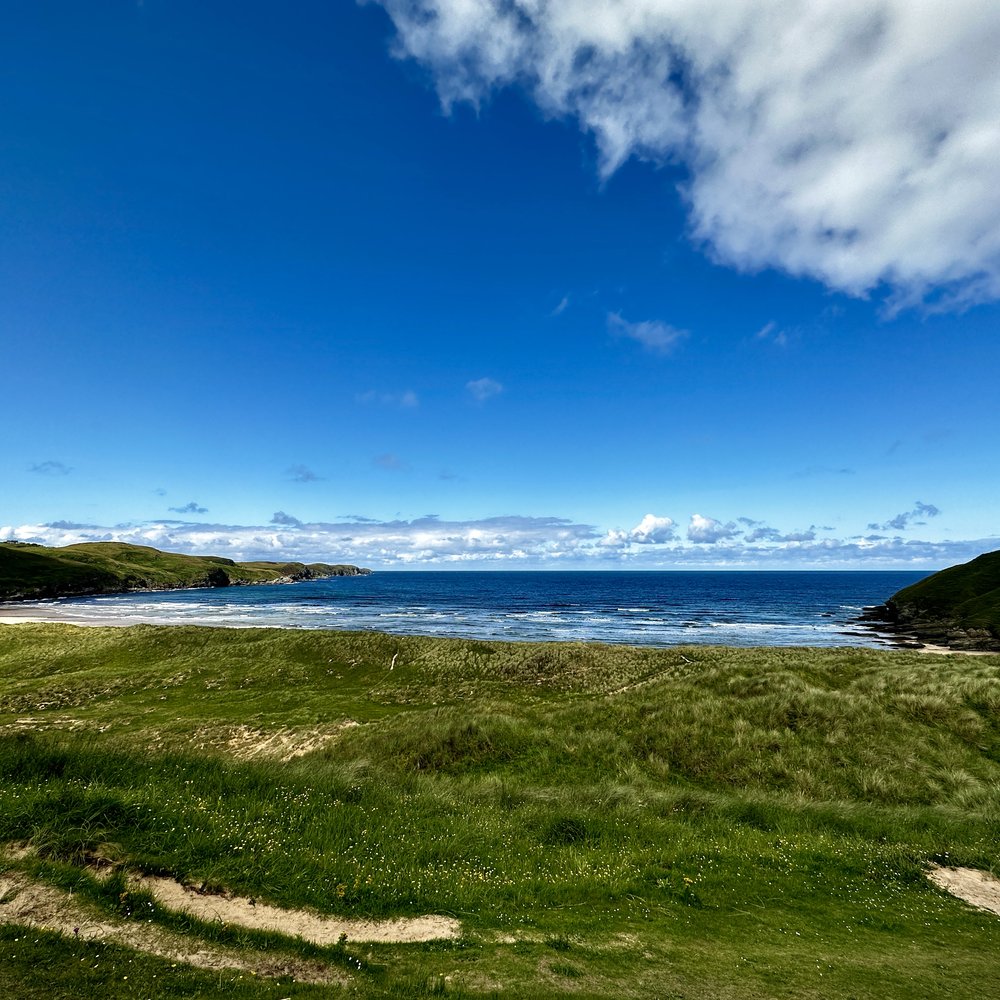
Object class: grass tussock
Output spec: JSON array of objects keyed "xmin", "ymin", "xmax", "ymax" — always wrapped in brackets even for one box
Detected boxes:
[{"xmin": 1, "ymin": 624, "xmax": 999, "ymax": 998}]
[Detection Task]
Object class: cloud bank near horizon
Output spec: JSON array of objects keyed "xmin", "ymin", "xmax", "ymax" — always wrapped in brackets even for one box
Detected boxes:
[
  {"xmin": 378, "ymin": 0, "xmax": 1000, "ymax": 311},
  {"xmin": 2, "ymin": 508, "xmax": 993, "ymax": 569}
]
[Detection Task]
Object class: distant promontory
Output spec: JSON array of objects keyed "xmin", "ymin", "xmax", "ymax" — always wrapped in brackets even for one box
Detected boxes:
[
  {"xmin": 0, "ymin": 541, "xmax": 370, "ymax": 603},
  {"xmin": 861, "ymin": 549, "xmax": 1000, "ymax": 651}
]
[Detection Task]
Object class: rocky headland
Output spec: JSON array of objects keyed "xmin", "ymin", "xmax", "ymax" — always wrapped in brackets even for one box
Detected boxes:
[
  {"xmin": 860, "ymin": 549, "xmax": 1000, "ymax": 652},
  {"xmin": 0, "ymin": 541, "xmax": 370, "ymax": 603}
]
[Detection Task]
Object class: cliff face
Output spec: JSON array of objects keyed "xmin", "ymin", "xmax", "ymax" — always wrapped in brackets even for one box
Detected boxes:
[
  {"xmin": 0, "ymin": 542, "xmax": 370, "ymax": 602},
  {"xmin": 863, "ymin": 550, "xmax": 1000, "ymax": 651}
]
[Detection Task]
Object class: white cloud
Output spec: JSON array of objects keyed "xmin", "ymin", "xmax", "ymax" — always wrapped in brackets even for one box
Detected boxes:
[
  {"xmin": 687, "ymin": 513, "xmax": 739, "ymax": 544},
  {"xmin": 466, "ymin": 377, "xmax": 504, "ymax": 401},
  {"xmin": 629, "ymin": 513, "xmax": 676, "ymax": 543},
  {"xmin": 608, "ymin": 312, "xmax": 688, "ymax": 354},
  {"xmin": 2, "ymin": 514, "xmax": 993, "ymax": 569},
  {"xmin": 379, "ymin": 0, "xmax": 1000, "ymax": 310}
]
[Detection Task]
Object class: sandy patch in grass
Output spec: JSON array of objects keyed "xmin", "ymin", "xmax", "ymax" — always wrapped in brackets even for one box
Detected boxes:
[
  {"xmin": 190, "ymin": 721, "xmax": 360, "ymax": 762},
  {"xmin": 0, "ymin": 872, "xmax": 344, "ymax": 984},
  {"xmin": 137, "ymin": 875, "xmax": 460, "ymax": 944},
  {"xmin": 916, "ymin": 643, "xmax": 998, "ymax": 657},
  {"xmin": 927, "ymin": 865, "xmax": 1000, "ymax": 916}
]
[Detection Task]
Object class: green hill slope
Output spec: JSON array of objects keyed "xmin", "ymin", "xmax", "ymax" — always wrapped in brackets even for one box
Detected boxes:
[
  {"xmin": 870, "ymin": 550, "xmax": 1000, "ymax": 650},
  {"xmin": 0, "ymin": 541, "xmax": 369, "ymax": 602}
]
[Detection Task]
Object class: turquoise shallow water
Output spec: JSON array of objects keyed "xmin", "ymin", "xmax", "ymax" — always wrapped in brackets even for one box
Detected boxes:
[{"xmin": 17, "ymin": 570, "xmax": 927, "ymax": 648}]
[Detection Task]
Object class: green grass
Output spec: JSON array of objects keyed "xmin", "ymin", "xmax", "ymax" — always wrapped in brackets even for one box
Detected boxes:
[
  {"xmin": 1, "ymin": 624, "xmax": 999, "ymax": 997},
  {"xmin": 0, "ymin": 541, "xmax": 367, "ymax": 601},
  {"xmin": 886, "ymin": 549, "xmax": 1000, "ymax": 644}
]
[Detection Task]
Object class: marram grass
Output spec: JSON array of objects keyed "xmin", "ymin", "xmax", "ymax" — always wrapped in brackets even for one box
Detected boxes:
[{"xmin": 1, "ymin": 624, "xmax": 999, "ymax": 998}]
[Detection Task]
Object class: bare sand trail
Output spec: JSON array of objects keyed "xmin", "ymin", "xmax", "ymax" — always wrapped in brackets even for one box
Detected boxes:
[
  {"xmin": 0, "ymin": 872, "xmax": 344, "ymax": 984},
  {"xmin": 137, "ymin": 874, "xmax": 460, "ymax": 945}
]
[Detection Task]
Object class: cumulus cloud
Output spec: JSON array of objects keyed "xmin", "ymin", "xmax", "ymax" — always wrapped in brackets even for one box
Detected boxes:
[
  {"xmin": 168, "ymin": 501, "xmax": 208, "ymax": 515},
  {"xmin": 287, "ymin": 464, "xmax": 322, "ymax": 483},
  {"xmin": 608, "ymin": 312, "xmax": 687, "ymax": 355},
  {"xmin": 868, "ymin": 500, "xmax": 942, "ymax": 532},
  {"xmin": 270, "ymin": 511, "xmax": 302, "ymax": 527},
  {"xmin": 379, "ymin": 0, "xmax": 1000, "ymax": 310},
  {"xmin": 30, "ymin": 460, "xmax": 72, "ymax": 476},
  {"xmin": 629, "ymin": 513, "xmax": 676, "ymax": 544},
  {"xmin": 466, "ymin": 377, "xmax": 504, "ymax": 402},
  {"xmin": 687, "ymin": 513, "xmax": 739, "ymax": 544}
]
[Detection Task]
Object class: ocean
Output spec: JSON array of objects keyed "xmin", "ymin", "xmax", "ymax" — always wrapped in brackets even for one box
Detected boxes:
[{"xmin": 19, "ymin": 570, "xmax": 926, "ymax": 648}]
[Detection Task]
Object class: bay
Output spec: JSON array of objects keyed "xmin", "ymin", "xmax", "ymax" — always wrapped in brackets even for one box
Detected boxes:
[{"xmin": 25, "ymin": 570, "xmax": 925, "ymax": 648}]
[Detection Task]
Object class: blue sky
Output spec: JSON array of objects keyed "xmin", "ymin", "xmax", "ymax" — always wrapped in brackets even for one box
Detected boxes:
[{"xmin": 2, "ymin": 0, "xmax": 998, "ymax": 569}]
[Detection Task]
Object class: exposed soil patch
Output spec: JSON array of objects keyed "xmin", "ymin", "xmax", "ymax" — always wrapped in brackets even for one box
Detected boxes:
[
  {"xmin": 927, "ymin": 865, "xmax": 1000, "ymax": 916},
  {"xmin": 0, "ymin": 872, "xmax": 344, "ymax": 984},
  {"xmin": 137, "ymin": 874, "xmax": 461, "ymax": 944}
]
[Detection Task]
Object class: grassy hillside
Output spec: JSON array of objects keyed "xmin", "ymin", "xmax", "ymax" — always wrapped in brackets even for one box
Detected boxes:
[
  {"xmin": 0, "ymin": 541, "xmax": 369, "ymax": 601},
  {"xmin": 1, "ymin": 624, "xmax": 999, "ymax": 998},
  {"xmin": 879, "ymin": 550, "xmax": 1000, "ymax": 650}
]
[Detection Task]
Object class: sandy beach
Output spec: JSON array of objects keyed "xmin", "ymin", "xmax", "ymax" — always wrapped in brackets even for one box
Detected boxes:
[{"xmin": 0, "ymin": 605, "xmax": 109, "ymax": 626}]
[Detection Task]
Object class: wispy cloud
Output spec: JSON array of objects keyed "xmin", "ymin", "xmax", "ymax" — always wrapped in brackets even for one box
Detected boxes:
[
  {"xmin": 356, "ymin": 389, "xmax": 419, "ymax": 408},
  {"xmin": 380, "ymin": 1, "xmax": 1000, "ymax": 310},
  {"xmin": 754, "ymin": 321, "xmax": 789, "ymax": 347},
  {"xmin": 551, "ymin": 295, "xmax": 570, "ymax": 316},
  {"xmin": 608, "ymin": 312, "xmax": 688, "ymax": 355},
  {"xmin": 30, "ymin": 460, "xmax": 72, "ymax": 476},
  {"xmin": 793, "ymin": 466, "xmax": 855, "ymax": 479},
  {"xmin": 373, "ymin": 453, "xmax": 406, "ymax": 471},
  {"xmin": 287, "ymin": 464, "xmax": 322, "ymax": 483},
  {"xmin": 168, "ymin": 501, "xmax": 208, "ymax": 515},
  {"xmin": 745, "ymin": 525, "xmax": 816, "ymax": 543},
  {"xmin": 868, "ymin": 501, "xmax": 942, "ymax": 532},
  {"xmin": 466, "ymin": 377, "xmax": 504, "ymax": 402}
]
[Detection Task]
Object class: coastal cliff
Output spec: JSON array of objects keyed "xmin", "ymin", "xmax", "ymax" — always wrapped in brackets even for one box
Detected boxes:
[
  {"xmin": 0, "ymin": 541, "xmax": 370, "ymax": 602},
  {"xmin": 861, "ymin": 549, "xmax": 1000, "ymax": 651}
]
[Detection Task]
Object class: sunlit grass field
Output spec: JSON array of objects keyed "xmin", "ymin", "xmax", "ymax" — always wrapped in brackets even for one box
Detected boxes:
[{"xmin": 1, "ymin": 623, "xmax": 999, "ymax": 997}]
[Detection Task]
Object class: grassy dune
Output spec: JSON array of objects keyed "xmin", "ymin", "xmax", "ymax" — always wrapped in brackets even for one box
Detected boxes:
[{"xmin": 1, "ymin": 624, "xmax": 999, "ymax": 997}]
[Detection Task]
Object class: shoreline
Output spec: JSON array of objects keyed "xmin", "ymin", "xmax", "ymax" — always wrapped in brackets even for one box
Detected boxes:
[{"xmin": 1, "ymin": 605, "xmax": 994, "ymax": 655}]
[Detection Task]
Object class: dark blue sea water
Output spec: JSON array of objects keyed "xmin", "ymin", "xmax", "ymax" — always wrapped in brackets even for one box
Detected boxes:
[{"xmin": 24, "ymin": 571, "xmax": 926, "ymax": 648}]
